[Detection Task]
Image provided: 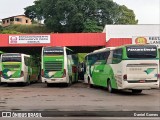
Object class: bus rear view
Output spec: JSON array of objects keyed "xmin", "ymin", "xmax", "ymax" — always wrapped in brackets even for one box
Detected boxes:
[
  {"xmin": 122, "ymin": 45, "xmax": 159, "ymax": 93},
  {"xmin": 41, "ymin": 47, "xmax": 67, "ymax": 86},
  {"xmin": 1, "ymin": 53, "xmax": 25, "ymax": 84}
]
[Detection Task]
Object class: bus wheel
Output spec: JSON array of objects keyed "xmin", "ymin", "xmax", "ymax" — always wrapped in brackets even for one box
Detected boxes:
[
  {"xmin": 132, "ymin": 90, "xmax": 142, "ymax": 94},
  {"xmin": 67, "ymin": 79, "xmax": 72, "ymax": 87},
  {"xmin": 107, "ymin": 80, "xmax": 114, "ymax": 93},
  {"xmin": 26, "ymin": 76, "xmax": 31, "ymax": 86},
  {"xmin": 47, "ymin": 83, "xmax": 52, "ymax": 87},
  {"xmin": 88, "ymin": 79, "xmax": 94, "ymax": 88},
  {"xmin": 24, "ymin": 81, "xmax": 30, "ymax": 86},
  {"xmin": 7, "ymin": 83, "xmax": 12, "ymax": 87}
]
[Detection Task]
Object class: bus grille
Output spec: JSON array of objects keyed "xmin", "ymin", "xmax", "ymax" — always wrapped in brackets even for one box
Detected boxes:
[
  {"xmin": 3, "ymin": 65, "xmax": 20, "ymax": 68},
  {"xmin": 44, "ymin": 61, "xmax": 63, "ymax": 71}
]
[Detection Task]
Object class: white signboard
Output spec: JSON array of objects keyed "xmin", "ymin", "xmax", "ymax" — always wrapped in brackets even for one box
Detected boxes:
[
  {"xmin": 132, "ymin": 36, "xmax": 160, "ymax": 48},
  {"xmin": 9, "ymin": 35, "xmax": 50, "ymax": 44}
]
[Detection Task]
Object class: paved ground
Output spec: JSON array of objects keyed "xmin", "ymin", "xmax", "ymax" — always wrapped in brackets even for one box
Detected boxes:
[{"xmin": 0, "ymin": 81, "xmax": 160, "ymax": 119}]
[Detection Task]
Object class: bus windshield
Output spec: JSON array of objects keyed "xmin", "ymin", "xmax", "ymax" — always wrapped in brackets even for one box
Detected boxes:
[
  {"xmin": 43, "ymin": 47, "xmax": 64, "ymax": 56},
  {"xmin": 126, "ymin": 45, "xmax": 157, "ymax": 58},
  {"xmin": 2, "ymin": 54, "xmax": 21, "ymax": 62}
]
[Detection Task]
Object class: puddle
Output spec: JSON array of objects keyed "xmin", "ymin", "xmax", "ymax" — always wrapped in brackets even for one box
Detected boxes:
[
  {"xmin": 7, "ymin": 92, "xmax": 13, "ymax": 93},
  {"xmin": 31, "ymin": 96, "xmax": 37, "ymax": 97},
  {"xmin": 23, "ymin": 97, "xmax": 29, "ymax": 98},
  {"xmin": 43, "ymin": 109, "xmax": 59, "ymax": 111},
  {"xmin": 0, "ymin": 101, "xmax": 6, "ymax": 104},
  {"xmin": 11, "ymin": 108, "xmax": 21, "ymax": 111},
  {"xmin": 23, "ymin": 91, "xmax": 31, "ymax": 92},
  {"xmin": 93, "ymin": 100, "xmax": 103, "ymax": 101},
  {"xmin": 0, "ymin": 106, "xmax": 6, "ymax": 107},
  {"xmin": 58, "ymin": 95, "xmax": 65, "ymax": 97},
  {"xmin": 5, "ymin": 97, "xmax": 13, "ymax": 100},
  {"xmin": 46, "ymin": 100, "xmax": 55, "ymax": 101},
  {"xmin": 41, "ymin": 95, "xmax": 48, "ymax": 96},
  {"xmin": 79, "ymin": 95, "xmax": 85, "ymax": 97}
]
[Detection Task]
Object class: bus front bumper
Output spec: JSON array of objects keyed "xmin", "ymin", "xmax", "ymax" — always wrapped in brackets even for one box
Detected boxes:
[
  {"xmin": 42, "ymin": 77, "xmax": 67, "ymax": 83},
  {"xmin": 1, "ymin": 77, "xmax": 26, "ymax": 83}
]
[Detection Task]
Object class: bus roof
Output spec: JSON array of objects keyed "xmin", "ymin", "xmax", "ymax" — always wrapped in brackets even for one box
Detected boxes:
[
  {"xmin": 93, "ymin": 47, "xmax": 110, "ymax": 52},
  {"xmin": 86, "ymin": 44, "xmax": 157, "ymax": 57},
  {"xmin": 86, "ymin": 47, "xmax": 110, "ymax": 56},
  {"xmin": 2, "ymin": 53, "xmax": 30, "ymax": 56},
  {"xmin": 112, "ymin": 44, "xmax": 157, "ymax": 50},
  {"xmin": 43, "ymin": 46, "xmax": 73, "ymax": 52}
]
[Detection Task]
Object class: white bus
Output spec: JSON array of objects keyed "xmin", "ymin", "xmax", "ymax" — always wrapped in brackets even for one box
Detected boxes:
[
  {"xmin": 41, "ymin": 46, "xmax": 78, "ymax": 87},
  {"xmin": 1, "ymin": 53, "xmax": 40, "ymax": 85},
  {"xmin": 84, "ymin": 44, "xmax": 160, "ymax": 93},
  {"xmin": 0, "ymin": 51, "xmax": 5, "ymax": 84}
]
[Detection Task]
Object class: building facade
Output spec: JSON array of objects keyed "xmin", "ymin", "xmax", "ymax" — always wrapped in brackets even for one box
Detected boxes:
[
  {"xmin": 0, "ymin": 24, "xmax": 159, "ymax": 48},
  {"xmin": 103, "ymin": 24, "xmax": 160, "ymax": 47},
  {"xmin": 1, "ymin": 15, "xmax": 32, "ymax": 27}
]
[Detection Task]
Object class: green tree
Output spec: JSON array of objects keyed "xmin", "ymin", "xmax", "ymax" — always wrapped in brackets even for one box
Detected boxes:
[
  {"xmin": 0, "ymin": 25, "xmax": 3, "ymax": 32},
  {"xmin": 24, "ymin": 0, "xmax": 43, "ymax": 23},
  {"xmin": 24, "ymin": 0, "xmax": 138, "ymax": 33},
  {"xmin": 115, "ymin": 5, "xmax": 138, "ymax": 24},
  {"xmin": 83, "ymin": 19, "xmax": 103, "ymax": 32}
]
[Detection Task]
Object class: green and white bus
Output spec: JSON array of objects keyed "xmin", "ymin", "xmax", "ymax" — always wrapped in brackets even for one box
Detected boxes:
[
  {"xmin": 84, "ymin": 44, "xmax": 160, "ymax": 93},
  {"xmin": 1, "ymin": 53, "xmax": 40, "ymax": 85},
  {"xmin": 41, "ymin": 46, "xmax": 78, "ymax": 86},
  {"xmin": 0, "ymin": 51, "xmax": 5, "ymax": 83}
]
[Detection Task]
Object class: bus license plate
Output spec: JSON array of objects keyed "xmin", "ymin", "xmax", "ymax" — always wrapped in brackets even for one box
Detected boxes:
[{"xmin": 139, "ymin": 80, "xmax": 145, "ymax": 83}]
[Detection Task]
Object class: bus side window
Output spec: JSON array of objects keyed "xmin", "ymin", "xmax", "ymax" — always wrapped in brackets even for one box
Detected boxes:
[
  {"xmin": 105, "ymin": 51, "xmax": 110, "ymax": 64},
  {"xmin": 66, "ymin": 49, "xmax": 73, "ymax": 55},
  {"xmin": 99, "ymin": 52, "xmax": 108, "ymax": 64},
  {"xmin": 91, "ymin": 54, "xmax": 98, "ymax": 65},
  {"xmin": 112, "ymin": 49, "xmax": 122, "ymax": 64}
]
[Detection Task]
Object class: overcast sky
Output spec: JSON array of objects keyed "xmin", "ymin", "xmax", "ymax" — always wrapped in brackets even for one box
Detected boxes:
[
  {"xmin": 113, "ymin": 0, "xmax": 160, "ymax": 24},
  {"xmin": 0, "ymin": 0, "xmax": 159, "ymax": 24},
  {"xmin": 0, "ymin": 0, "xmax": 34, "ymax": 19}
]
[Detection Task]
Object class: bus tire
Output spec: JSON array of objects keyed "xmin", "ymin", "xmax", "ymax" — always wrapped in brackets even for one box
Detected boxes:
[
  {"xmin": 66, "ymin": 77, "xmax": 72, "ymax": 87},
  {"xmin": 7, "ymin": 83, "xmax": 12, "ymax": 87},
  {"xmin": 132, "ymin": 90, "xmax": 142, "ymax": 94},
  {"xmin": 26, "ymin": 76, "xmax": 31, "ymax": 86},
  {"xmin": 47, "ymin": 83, "xmax": 52, "ymax": 87},
  {"xmin": 107, "ymin": 80, "xmax": 114, "ymax": 93},
  {"xmin": 88, "ymin": 79, "xmax": 94, "ymax": 88},
  {"xmin": 68, "ymin": 79, "xmax": 72, "ymax": 87}
]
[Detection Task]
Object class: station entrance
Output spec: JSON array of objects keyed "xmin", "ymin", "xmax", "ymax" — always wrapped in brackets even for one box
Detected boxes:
[
  {"xmin": 0, "ymin": 33, "xmax": 106, "ymax": 55},
  {"xmin": 0, "ymin": 46, "xmax": 104, "ymax": 56}
]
